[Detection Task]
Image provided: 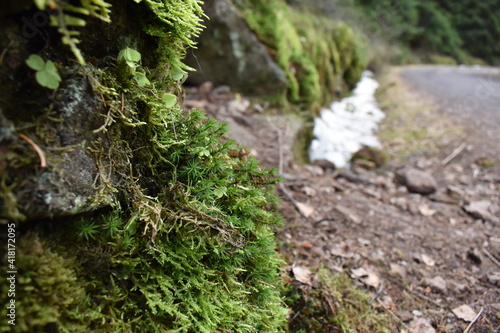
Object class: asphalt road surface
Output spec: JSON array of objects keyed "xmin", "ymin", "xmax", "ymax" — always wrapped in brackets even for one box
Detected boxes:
[{"xmin": 400, "ymin": 66, "xmax": 500, "ymax": 137}]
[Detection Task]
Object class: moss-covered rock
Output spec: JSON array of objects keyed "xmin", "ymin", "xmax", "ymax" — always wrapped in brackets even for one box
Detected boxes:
[
  {"xmin": 186, "ymin": 0, "xmax": 288, "ymax": 96},
  {"xmin": 188, "ymin": 0, "xmax": 367, "ymax": 111},
  {"xmin": 0, "ymin": 1, "xmax": 287, "ymax": 331}
]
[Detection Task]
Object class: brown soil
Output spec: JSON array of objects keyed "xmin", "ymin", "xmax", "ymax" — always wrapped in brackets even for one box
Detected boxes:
[{"xmin": 184, "ymin": 66, "xmax": 500, "ymax": 333}]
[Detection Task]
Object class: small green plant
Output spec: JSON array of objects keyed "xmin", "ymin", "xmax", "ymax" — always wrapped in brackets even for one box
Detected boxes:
[
  {"xmin": 76, "ymin": 219, "xmax": 99, "ymax": 241},
  {"xmin": 161, "ymin": 93, "xmax": 177, "ymax": 108},
  {"xmin": 25, "ymin": 54, "xmax": 62, "ymax": 89},
  {"xmin": 118, "ymin": 47, "xmax": 151, "ymax": 87}
]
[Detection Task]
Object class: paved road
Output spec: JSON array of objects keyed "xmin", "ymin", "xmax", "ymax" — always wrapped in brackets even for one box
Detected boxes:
[{"xmin": 400, "ymin": 66, "xmax": 500, "ymax": 135}]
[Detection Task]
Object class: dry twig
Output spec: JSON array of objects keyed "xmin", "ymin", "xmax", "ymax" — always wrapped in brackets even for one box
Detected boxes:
[
  {"xmin": 463, "ymin": 307, "xmax": 484, "ymax": 333},
  {"xmin": 441, "ymin": 142, "xmax": 466, "ymax": 166},
  {"xmin": 482, "ymin": 248, "xmax": 500, "ymax": 269}
]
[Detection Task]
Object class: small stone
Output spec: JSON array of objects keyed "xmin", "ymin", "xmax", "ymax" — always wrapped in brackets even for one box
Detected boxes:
[
  {"xmin": 353, "ymin": 159, "xmax": 377, "ymax": 170},
  {"xmin": 312, "ymin": 158, "xmax": 336, "ymax": 170},
  {"xmin": 412, "ymin": 310, "xmax": 423, "ymax": 317},
  {"xmin": 304, "ymin": 164, "xmax": 324, "ymax": 176},
  {"xmin": 407, "ymin": 317, "xmax": 436, "ymax": 333},
  {"xmin": 295, "ymin": 202, "xmax": 314, "ymax": 218},
  {"xmin": 390, "ymin": 263, "xmax": 408, "ymax": 280},
  {"xmin": 447, "ymin": 185, "xmax": 465, "ymax": 199},
  {"xmin": 421, "ymin": 254, "xmax": 436, "ymax": 267},
  {"xmin": 419, "ymin": 204, "xmax": 436, "ymax": 216},
  {"xmin": 396, "ymin": 310, "xmax": 414, "ymax": 322},
  {"xmin": 488, "ymin": 272, "xmax": 500, "ymax": 286},
  {"xmin": 466, "ymin": 248, "xmax": 482, "ymax": 265},
  {"xmin": 424, "ymin": 276, "xmax": 448, "ymax": 294},
  {"xmin": 395, "ymin": 167, "xmax": 437, "ymax": 195},
  {"xmin": 463, "ymin": 200, "xmax": 497, "ymax": 222}
]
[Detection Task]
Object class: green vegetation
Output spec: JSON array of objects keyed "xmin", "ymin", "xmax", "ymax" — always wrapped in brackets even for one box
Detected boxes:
[
  {"xmin": 1, "ymin": 0, "xmax": 287, "ymax": 331},
  {"xmin": 285, "ymin": 269, "xmax": 397, "ymax": 333},
  {"xmin": 352, "ymin": 0, "xmax": 500, "ymax": 64},
  {"xmin": 25, "ymin": 54, "xmax": 62, "ymax": 89},
  {"xmin": 237, "ymin": 0, "xmax": 367, "ymax": 110}
]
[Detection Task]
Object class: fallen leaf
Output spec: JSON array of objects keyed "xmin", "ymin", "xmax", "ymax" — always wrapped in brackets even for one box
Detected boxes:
[
  {"xmin": 292, "ymin": 266, "xmax": 312, "ymax": 285},
  {"xmin": 421, "ymin": 254, "xmax": 436, "ymax": 267},
  {"xmin": 363, "ymin": 270, "xmax": 381, "ymax": 289},
  {"xmin": 351, "ymin": 267, "xmax": 380, "ymax": 288},
  {"xmin": 452, "ymin": 304, "xmax": 477, "ymax": 322},
  {"xmin": 419, "ymin": 204, "xmax": 436, "ymax": 217},
  {"xmin": 300, "ymin": 241, "xmax": 313, "ymax": 249},
  {"xmin": 296, "ymin": 202, "xmax": 314, "ymax": 217},
  {"xmin": 351, "ymin": 267, "xmax": 368, "ymax": 278},
  {"xmin": 390, "ymin": 263, "xmax": 407, "ymax": 279},
  {"xmin": 303, "ymin": 186, "xmax": 317, "ymax": 196}
]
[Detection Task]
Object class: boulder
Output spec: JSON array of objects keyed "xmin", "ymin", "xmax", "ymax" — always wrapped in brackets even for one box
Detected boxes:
[
  {"xmin": 185, "ymin": 0, "xmax": 287, "ymax": 96},
  {"xmin": 395, "ymin": 167, "xmax": 437, "ymax": 195}
]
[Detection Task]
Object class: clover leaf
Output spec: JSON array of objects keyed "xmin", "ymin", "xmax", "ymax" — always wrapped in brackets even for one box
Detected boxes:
[
  {"xmin": 26, "ymin": 54, "xmax": 62, "ymax": 90},
  {"xmin": 162, "ymin": 93, "xmax": 177, "ymax": 108},
  {"xmin": 118, "ymin": 47, "xmax": 141, "ymax": 68}
]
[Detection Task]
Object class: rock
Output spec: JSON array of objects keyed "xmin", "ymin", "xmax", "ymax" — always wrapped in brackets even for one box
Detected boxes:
[
  {"xmin": 390, "ymin": 263, "xmax": 408, "ymax": 280},
  {"xmin": 395, "ymin": 167, "xmax": 437, "ymax": 195},
  {"xmin": 407, "ymin": 317, "xmax": 436, "ymax": 333},
  {"xmin": 447, "ymin": 185, "xmax": 465, "ymax": 199},
  {"xmin": 303, "ymin": 164, "xmax": 324, "ymax": 176},
  {"xmin": 295, "ymin": 202, "xmax": 315, "ymax": 218},
  {"xmin": 466, "ymin": 248, "xmax": 482, "ymax": 265},
  {"xmin": 488, "ymin": 272, "xmax": 500, "ymax": 286},
  {"xmin": 312, "ymin": 158, "xmax": 336, "ymax": 170},
  {"xmin": 351, "ymin": 146, "xmax": 386, "ymax": 167},
  {"xmin": 421, "ymin": 254, "xmax": 436, "ymax": 267},
  {"xmin": 424, "ymin": 276, "xmax": 447, "ymax": 294},
  {"xmin": 463, "ymin": 200, "xmax": 498, "ymax": 222},
  {"xmin": 185, "ymin": 0, "xmax": 287, "ymax": 96},
  {"xmin": 418, "ymin": 204, "xmax": 436, "ymax": 217},
  {"xmin": 352, "ymin": 159, "xmax": 377, "ymax": 170},
  {"xmin": 396, "ymin": 310, "xmax": 414, "ymax": 322}
]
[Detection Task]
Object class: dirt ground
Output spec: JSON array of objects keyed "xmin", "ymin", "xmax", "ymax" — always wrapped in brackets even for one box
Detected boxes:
[{"xmin": 184, "ymin": 66, "xmax": 500, "ymax": 333}]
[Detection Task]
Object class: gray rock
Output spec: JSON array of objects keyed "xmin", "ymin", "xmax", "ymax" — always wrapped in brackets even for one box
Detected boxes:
[
  {"xmin": 446, "ymin": 185, "xmax": 465, "ymax": 199},
  {"xmin": 407, "ymin": 317, "xmax": 436, "ymax": 333},
  {"xmin": 185, "ymin": 0, "xmax": 287, "ymax": 96},
  {"xmin": 424, "ymin": 276, "xmax": 448, "ymax": 294},
  {"xmin": 312, "ymin": 158, "xmax": 336, "ymax": 170},
  {"xmin": 395, "ymin": 167, "xmax": 437, "ymax": 195},
  {"xmin": 463, "ymin": 200, "xmax": 498, "ymax": 222}
]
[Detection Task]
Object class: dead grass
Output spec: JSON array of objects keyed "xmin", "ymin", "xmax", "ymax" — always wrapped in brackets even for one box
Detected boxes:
[{"xmin": 375, "ymin": 67, "xmax": 464, "ymax": 161}]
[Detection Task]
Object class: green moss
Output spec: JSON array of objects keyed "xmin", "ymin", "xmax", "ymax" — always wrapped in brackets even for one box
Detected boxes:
[
  {"xmin": 0, "ymin": 233, "xmax": 99, "ymax": 332},
  {"xmin": 1, "ymin": 0, "xmax": 288, "ymax": 331},
  {"xmin": 237, "ymin": 0, "xmax": 367, "ymax": 111},
  {"xmin": 285, "ymin": 268, "xmax": 398, "ymax": 333}
]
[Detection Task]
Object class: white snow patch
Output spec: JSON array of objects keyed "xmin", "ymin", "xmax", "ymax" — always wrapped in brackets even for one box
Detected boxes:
[{"xmin": 309, "ymin": 71, "xmax": 385, "ymax": 168}]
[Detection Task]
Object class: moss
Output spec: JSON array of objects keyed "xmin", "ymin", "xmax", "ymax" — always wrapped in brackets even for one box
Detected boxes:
[
  {"xmin": 0, "ymin": 233, "xmax": 99, "ymax": 332},
  {"xmin": 1, "ymin": 0, "xmax": 288, "ymax": 331},
  {"xmin": 285, "ymin": 268, "xmax": 398, "ymax": 333},
  {"xmin": 237, "ymin": 0, "xmax": 367, "ymax": 112}
]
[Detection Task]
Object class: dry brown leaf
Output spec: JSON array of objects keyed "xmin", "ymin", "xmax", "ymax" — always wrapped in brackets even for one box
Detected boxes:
[
  {"xmin": 419, "ymin": 204, "xmax": 436, "ymax": 217},
  {"xmin": 292, "ymin": 266, "xmax": 312, "ymax": 285},
  {"xmin": 452, "ymin": 304, "xmax": 477, "ymax": 322},
  {"xmin": 296, "ymin": 202, "xmax": 314, "ymax": 217},
  {"xmin": 421, "ymin": 254, "xmax": 436, "ymax": 267}
]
